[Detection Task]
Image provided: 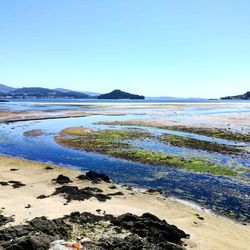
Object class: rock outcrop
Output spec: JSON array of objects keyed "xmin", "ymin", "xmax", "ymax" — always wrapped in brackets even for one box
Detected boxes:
[{"xmin": 0, "ymin": 212, "xmax": 188, "ymax": 250}]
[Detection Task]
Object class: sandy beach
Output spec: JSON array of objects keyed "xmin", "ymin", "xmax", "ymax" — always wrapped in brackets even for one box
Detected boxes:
[
  {"xmin": 1, "ymin": 1, "xmax": 249, "ymax": 248},
  {"xmin": 0, "ymin": 155, "xmax": 249, "ymax": 250}
]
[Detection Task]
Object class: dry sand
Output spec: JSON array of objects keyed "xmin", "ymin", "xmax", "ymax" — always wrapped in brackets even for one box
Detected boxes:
[{"xmin": 0, "ymin": 155, "xmax": 249, "ymax": 250}]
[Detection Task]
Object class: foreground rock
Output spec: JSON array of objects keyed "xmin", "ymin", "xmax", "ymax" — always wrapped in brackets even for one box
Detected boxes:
[
  {"xmin": 0, "ymin": 215, "xmax": 13, "ymax": 227},
  {"xmin": 0, "ymin": 217, "xmax": 70, "ymax": 250},
  {"xmin": 0, "ymin": 212, "xmax": 188, "ymax": 250}
]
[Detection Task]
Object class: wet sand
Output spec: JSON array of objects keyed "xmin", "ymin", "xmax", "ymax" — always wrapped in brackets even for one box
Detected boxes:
[
  {"xmin": 0, "ymin": 155, "xmax": 249, "ymax": 250},
  {"xmin": 0, "ymin": 110, "xmax": 88, "ymax": 123},
  {"xmin": 1, "ymin": 102, "xmax": 249, "ymax": 131}
]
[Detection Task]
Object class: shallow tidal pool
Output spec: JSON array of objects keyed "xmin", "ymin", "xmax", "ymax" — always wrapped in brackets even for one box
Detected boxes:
[{"xmin": 0, "ymin": 113, "xmax": 249, "ymax": 222}]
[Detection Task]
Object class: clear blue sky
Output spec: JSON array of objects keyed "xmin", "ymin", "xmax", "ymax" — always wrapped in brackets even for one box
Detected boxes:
[{"xmin": 0, "ymin": 0, "xmax": 249, "ymax": 98}]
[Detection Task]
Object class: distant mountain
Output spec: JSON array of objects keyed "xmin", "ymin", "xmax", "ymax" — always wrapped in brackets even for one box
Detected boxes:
[
  {"xmin": 54, "ymin": 88, "xmax": 100, "ymax": 96},
  {"xmin": 0, "ymin": 84, "xmax": 16, "ymax": 93},
  {"xmin": 98, "ymin": 89, "xmax": 145, "ymax": 100},
  {"xmin": 83, "ymin": 91, "xmax": 101, "ymax": 97},
  {"xmin": 1, "ymin": 87, "xmax": 89, "ymax": 99},
  {"xmin": 221, "ymin": 91, "xmax": 250, "ymax": 100}
]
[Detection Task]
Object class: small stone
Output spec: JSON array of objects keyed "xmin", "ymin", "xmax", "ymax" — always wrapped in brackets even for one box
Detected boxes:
[
  {"xmin": 96, "ymin": 209, "xmax": 102, "ymax": 213},
  {"xmin": 45, "ymin": 166, "xmax": 54, "ymax": 170},
  {"xmin": 25, "ymin": 204, "xmax": 31, "ymax": 209},
  {"xmin": 37, "ymin": 195, "xmax": 48, "ymax": 199}
]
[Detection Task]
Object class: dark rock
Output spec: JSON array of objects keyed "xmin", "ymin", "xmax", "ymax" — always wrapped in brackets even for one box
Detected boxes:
[
  {"xmin": 25, "ymin": 204, "xmax": 31, "ymax": 209},
  {"xmin": 52, "ymin": 186, "xmax": 111, "ymax": 203},
  {"xmin": 147, "ymin": 189, "xmax": 162, "ymax": 194},
  {"xmin": 66, "ymin": 212, "xmax": 112, "ymax": 225},
  {"xmin": 98, "ymin": 235, "xmax": 145, "ymax": 249},
  {"xmin": 195, "ymin": 214, "xmax": 204, "ymax": 220},
  {"xmin": 0, "ymin": 181, "xmax": 25, "ymax": 188},
  {"xmin": 83, "ymin": 187, "xmax": 103, "ymax": 193},
  {"xmin": 77, "ymin": 174, "xmax": 87, "ymax": 180},
  {"xmin": 108, "ymin": 192, "xmax": 124, "ymax": 196},
  {"xmin": 0, "ymin": 215, "xmax": 13, "ymax": 227},
  {"xmin": 112, "ymin": 212, "xmax": 188, "ymax": 246},
  {"xmin": 0, "ymin": 211, "xmax": 188, "ymax": 250},
  {"xmin": 109, "ymin": 185, "xmax": 117, "ymax": 189},
  {"xmin": 4, "ymin": 234, "xmax": 56, "ymax": 250},
  {"xmin": 44, "ymin": 166, "xmax": 53, "ymax": 170},
  {"xmin": 0, "ymin": 216, "xmax": 71, "ymax": 250},
  {"xmin": 8, "ymin": 181, "xmax": 25, "ymax": 189},
  {"xmin": 37, "ymin": 195, "xmax": 48, "ymax": 199},
  {"xmin": 10, "ymin": 169, "xmax": 19, "ymax": 172},
  {"xmin": 29, "ymin": 217, "xmax": 70, "ymax": 237},
  {"xmin": 197, "ymin": 216, "xmax": 204, "ymax": 221},
  {"xmin": 0, "ymin": 182, "xmax": 9, "ymax": 186},
  {"xmin": 85, "ymin": 171, "xmax": 110, "ymax": 183},
  {"xmin": 52, "ymin": 175, "xmax": 72, "ymax": 185}
]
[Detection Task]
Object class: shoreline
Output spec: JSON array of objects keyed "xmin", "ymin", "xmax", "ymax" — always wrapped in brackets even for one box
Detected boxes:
[
  {"xmin": 0, "ymin": 155, "xmax": 249, "ymax": 249},
  {"xmin": 0, "ymin": 153, "xmax": 242, "ymax": 223}
]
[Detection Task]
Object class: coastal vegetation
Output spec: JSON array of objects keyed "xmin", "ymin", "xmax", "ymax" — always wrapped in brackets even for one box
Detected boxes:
[
  {"xmin": 160, "ymin": 133, "xmax": 246, "ymax": 156},
  {"xmin": 107, "ymin": 149, "xmax": 237, "ymax": 176},
  {"xmin": 97, "ymin": 120, "xmax": 250, "ymax": 142},
  {"xmin": 55, "ymin": 126, "xmax": 248, "ymax": 178}
]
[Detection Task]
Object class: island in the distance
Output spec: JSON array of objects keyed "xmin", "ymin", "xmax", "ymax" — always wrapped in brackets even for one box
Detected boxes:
[
  {"xmin": 98, "ymin": 89, "xmax": 145, "ymax": 99},
  {"xmin": 221, "ymin": 91, "xmax": 250, "ymax": 100}
]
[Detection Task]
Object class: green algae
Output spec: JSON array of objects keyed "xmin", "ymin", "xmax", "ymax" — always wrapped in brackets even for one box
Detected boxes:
[
  {"xmin": 60, "ymin": 126, "xmax": 91, "ymax": 136},
  {"xmin": 106, "ymin": 149, "xmax": 237, "ymax": 176},
  {"xmin": 54, "ymin": 126, "xmax": 248, "ymax": 177},
  {"xmin": 160, "ymin": 133, "xmax": 245, "ymax": 155},
  {"xmin": 56, "ymin": 127, "xmax": 151, "ymax": 153},
  {"xmin": 97, "ymin": 121, "xmax": 250, "ymax": 142}
]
